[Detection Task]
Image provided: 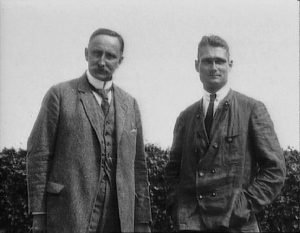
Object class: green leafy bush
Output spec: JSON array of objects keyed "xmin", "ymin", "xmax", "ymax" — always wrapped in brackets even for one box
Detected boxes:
[{"xmin": 0, "ymin": 146, "xmax": 299, "ymax": 232}]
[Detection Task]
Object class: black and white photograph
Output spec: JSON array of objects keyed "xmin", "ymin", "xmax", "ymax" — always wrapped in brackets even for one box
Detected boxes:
[{"xmin": 0, "ymin": 0, "xmax": 299, "ymax": 232}]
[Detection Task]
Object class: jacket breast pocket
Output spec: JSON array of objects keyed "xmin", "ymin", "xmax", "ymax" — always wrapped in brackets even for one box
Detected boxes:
[{"xmin": 128, "ymin": 129, "xmax": 137, "ymax": 147}]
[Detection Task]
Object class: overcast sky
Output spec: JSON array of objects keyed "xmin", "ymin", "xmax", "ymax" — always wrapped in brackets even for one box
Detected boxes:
[{"xmin": 0, "ymin": 0, "xmax": 299, "ymax": 150}]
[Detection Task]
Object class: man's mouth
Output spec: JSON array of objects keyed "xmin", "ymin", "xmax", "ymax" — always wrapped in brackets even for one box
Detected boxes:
[{"xmin": 97, "ymin": 69, "xmax": 109, "ymax": 75}]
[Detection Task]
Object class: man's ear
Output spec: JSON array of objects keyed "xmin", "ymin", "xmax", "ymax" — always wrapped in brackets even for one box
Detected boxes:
[
  {"xmin": 118, "ymin": 56, "xmax": 124, "ymax": 65},
  {"xmin": 84, "ymin": 48, "xmax": 88, "ymax": 61},
  {"xmin": 195, "ymin": 60, "xmax": 200, "ymax": 72},
  {"xmin": 229, "ymin": 59, "xmax": 233, "ymax": 68}
]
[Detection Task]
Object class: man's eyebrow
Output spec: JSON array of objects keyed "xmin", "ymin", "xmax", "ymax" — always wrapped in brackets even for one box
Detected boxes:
[{"xmin": 201, "ymin": 57, "xmax": 227, "ymax": 61}]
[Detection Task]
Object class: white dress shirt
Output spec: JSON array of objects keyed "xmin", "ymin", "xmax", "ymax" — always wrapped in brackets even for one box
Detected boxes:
[{"xmin": 202, "ymin": 84, "xmax": 230, "ymax": 117}]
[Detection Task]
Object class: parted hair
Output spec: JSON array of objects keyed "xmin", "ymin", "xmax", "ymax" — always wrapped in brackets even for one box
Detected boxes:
[
  {"xmin": 197, "ymin": 35, "xmax": 230, "ymax": 59},
  {"xmin": 89, "ymin": 28, "xmax": 124, "ymax": 54}
]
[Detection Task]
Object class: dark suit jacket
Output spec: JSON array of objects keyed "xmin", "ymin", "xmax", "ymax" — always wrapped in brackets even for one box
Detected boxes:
[
  {"xmin": 165, "ymin": 89, "xmax": 286, "ymax": 231},
  {"xmin": 27, "ymin": 74, "xmax": 151, "ymax": 233}
]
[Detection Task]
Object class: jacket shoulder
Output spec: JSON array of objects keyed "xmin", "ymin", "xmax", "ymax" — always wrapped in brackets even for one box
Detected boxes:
[
  {"xmin": 178, "ymin": 100, "xmax": 201, "ymax": 120},
  {"xmin": 50, "ymin": 77, "xmax": 81, "ymax": 92},
  {"xmin": 231, "ymin": 90, "xmax": 263, "ymax": 107}
]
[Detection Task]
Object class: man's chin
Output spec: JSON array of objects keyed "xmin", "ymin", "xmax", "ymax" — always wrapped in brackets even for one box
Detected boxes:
[{"xmin": 94, "ymin": 74, "xmax": 112, "ymax": 82}]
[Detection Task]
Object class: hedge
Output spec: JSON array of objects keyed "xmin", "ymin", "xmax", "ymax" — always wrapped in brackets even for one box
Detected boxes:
[{"xmin": 0, "ymin": 145, "xmax": 299, "ymax": 232}]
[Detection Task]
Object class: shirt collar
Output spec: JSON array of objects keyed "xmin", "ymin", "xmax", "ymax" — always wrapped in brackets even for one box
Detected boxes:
[
  {"xmin": 86, "ymin": 70, "xmax": 113, "ymax": 90},
  {"xmin": 203, "ymin": 83, "xmax": 230, "ymax": 102}
]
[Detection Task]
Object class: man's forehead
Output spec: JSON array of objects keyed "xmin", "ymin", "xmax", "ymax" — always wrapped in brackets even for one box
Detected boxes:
[
  {"xmin": 89, "ymin": 34, "xmax": 122, "ymax": 48},
  {"xmin": 199, "ymin": 46, "xmax": 229, "ymax": 59}
]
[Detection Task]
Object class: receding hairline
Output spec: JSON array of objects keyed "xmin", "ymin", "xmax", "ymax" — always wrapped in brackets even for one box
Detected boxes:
[{"xmin": 88, "ymin": 28, "xmax": 124, "ymax": 54}]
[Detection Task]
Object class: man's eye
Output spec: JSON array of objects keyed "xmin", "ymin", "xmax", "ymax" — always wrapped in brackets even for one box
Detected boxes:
[
  {"xmin": 202, "ymin": 60, "xmax": 211, "ymax": 64},
  {"xmin": 93, "ymin": 51, "xmax": 103, "ymax": 57},
  {"xmin": 215, "ymin": 59, "xmax": 226, "ymax": 64},
  {"xmin": 106, "ymin": 53, "xmax": 117, "ymax": 60}
]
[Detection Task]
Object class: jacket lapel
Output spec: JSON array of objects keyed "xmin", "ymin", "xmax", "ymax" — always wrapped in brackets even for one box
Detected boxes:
[
  {"xmin": 210, "ymin": 89, "xmax": 233, "ymax": 140},
  {"xmin": 113, "ymin": 84, "xmax": 128, "ymax": 146},
  {"xmin": 77, "ymin": 74, "xmax": 103, "ymax": 145}
]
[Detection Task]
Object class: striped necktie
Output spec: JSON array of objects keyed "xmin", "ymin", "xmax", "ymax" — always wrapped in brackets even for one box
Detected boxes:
[
  {"xmin": 90, "ymin": 84, "xmax": 112, "ymax": 116},
  {"xmin": 96, "ymin": 89, "xmax": 110, "ymax": 115}
]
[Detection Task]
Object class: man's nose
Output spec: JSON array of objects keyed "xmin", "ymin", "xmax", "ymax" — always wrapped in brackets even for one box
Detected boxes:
[
  {"xmin": 211, "ymin": 62, "xmax": 217, "ymax": 70},
  {"xmin": 98, "ymin": 55, "xmax": 106, "ymax": 66}
]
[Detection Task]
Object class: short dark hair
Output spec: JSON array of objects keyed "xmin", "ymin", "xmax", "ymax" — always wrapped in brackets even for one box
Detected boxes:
[
  {"xmin": 197, "ymin": 35, "xmax": 230, "ymax": 59},
  {"xmin": 89, "ymin": 28, "xmax": 124, "ymax": 54}
]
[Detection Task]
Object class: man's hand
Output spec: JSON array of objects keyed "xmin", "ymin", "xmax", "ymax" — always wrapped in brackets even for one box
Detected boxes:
[
  {"xmin": 134, "ymin": 223, "xmax": 151, "ymax": 233},
  {"xmin": 32, "ymin": 214, "xmax": 46, "ymax": 233}
]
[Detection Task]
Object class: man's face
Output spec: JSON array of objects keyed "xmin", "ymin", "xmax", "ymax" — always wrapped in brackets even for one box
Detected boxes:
[
  {"xmin": 85, "ymin": 34, "xmax": 123, "ymax": 81},
  {"xmin": 195, "ymin": 45, "xmax": 232, "ymax": 93}
]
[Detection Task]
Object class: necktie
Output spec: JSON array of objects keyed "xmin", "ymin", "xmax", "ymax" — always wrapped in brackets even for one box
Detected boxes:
[
  {"xmin": 205, "ymin": 93, "xmax": 217, "ymax": 138},
  {"xmin": 97, "ymin": 89, "xmax": 110, "ymax": 115},
  {"xmin": 90, "ymin": 84, "xmax": 112, "ymax": 115}
]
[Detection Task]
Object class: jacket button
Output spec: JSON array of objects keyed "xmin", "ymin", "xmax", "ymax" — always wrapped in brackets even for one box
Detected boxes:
[
  {"xmin": 227, "ymin": 137, "xmax": 233, "ymax": 143},
  {"xmin": 212, "ymin": 143, "xmax": 218, "ymax": 149},
  {"xmin": 199, "ymin": 195, "xmax": 203, "ymax": 200},
  {"xmin": 198, "ymin": 171, "xmax": 204, "ymax": 177},
  {"xmin": 211, "ymin": 192, "xmax": 216, "ymax": 197},
  {"xmin": 211, "ymin": 169, "xmax": 216, "ymax": 174}
]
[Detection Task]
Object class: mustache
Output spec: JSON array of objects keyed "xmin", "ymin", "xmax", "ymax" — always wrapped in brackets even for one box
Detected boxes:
[
  {"xmin": 96, "ymin": 66, "xmax": 110, "ymax": 74},
  {"xmin": 208, "ymin": 73, "xmax": 221, "ymax": 76}
]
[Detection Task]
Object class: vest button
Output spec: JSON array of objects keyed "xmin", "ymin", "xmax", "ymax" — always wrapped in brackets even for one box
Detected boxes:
[
  {"xmin": 227, "ymin": 137, "xmax": 233, "ymax": 143},
  {"xmin": 199, "ymin": 195, "xmax": 203, "ymax": 200},
  {"xmin": 211, "ymin": 192, "xmax": 216, "ymax": 197},
  {"xmin": 213, "ymin": 143, "xmax": 219, "ymax": 149},
  {"xmin": 196, "ymin": 114, "xmax": 200, "ymax": 118},
  {"xmin": 211, "ymin": 168, "xmax": 216, "ymax": 174},
  {"xmin": 198, "ymin": 171, "xmax": 204, "ymax": 177}
]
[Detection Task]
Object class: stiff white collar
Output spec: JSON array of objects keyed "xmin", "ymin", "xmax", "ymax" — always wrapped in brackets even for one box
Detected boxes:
[
  {"xmin": 86, "ymin": 70, "xmax": 113, "ymax": 90},
  {"xmin": 203, "ymin": 83, "xmax": 230, "ymax": 103}
]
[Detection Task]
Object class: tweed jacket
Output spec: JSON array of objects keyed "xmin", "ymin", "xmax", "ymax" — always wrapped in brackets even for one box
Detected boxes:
[
  {"xmin": 27, "ymin": 74, "xmax": 151, "ymax": 233},
  {"xmin": 165, "ymin": 89, "xmax": 286, "ymax": 231}
]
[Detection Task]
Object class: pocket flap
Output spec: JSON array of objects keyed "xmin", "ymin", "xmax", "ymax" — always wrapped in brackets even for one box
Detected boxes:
[{"xmin": 46, "ymin": 181, "xmax": 64, "ymax": 194}]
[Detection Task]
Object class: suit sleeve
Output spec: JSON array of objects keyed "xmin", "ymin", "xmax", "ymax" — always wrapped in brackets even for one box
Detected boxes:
[
  {"xmin": 164, "ymin": 113, "xmax": 185, "ymax": 213},
  {"xmin": 27, "ymin": 86, "xmax": 60, "ymax": 213},
  {"xmin": 244, "ymin": 101, "xmax": 286, "ymax": 212},
  {"xmin": 133, "ymin": 100, "xmax": 152, "ymax": 224}
]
